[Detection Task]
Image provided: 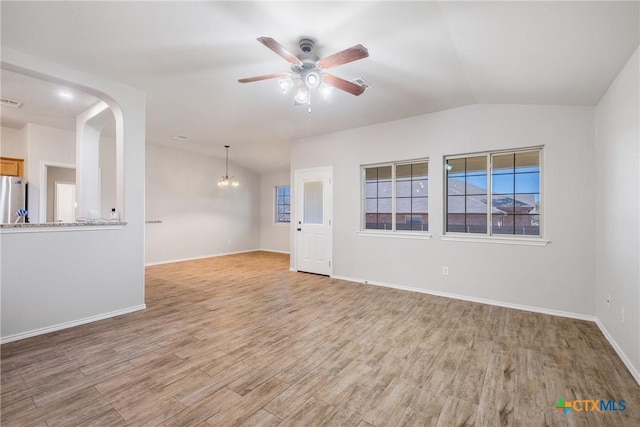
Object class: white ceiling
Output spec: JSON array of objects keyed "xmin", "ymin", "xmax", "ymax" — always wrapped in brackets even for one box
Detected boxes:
[{"xmin": 1, "ymin": 1, "xmax": 638, "ymax": 174}]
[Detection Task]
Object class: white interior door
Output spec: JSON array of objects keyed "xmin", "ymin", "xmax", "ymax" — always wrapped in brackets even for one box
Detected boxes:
[
  {"xmin": 55, "ymin": 182, "xmax": 76, "ymax": 222},
  {"xmin": 295, "ymin": 167, "xmax": 332, "ymax": 276}
]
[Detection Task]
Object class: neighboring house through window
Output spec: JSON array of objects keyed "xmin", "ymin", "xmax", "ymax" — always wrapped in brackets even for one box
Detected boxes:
[
  {"xmin": 363, "ymin": 160, "xmax": 429, "ymax": 232},
  {"xmin": 445, "ymin": 148, "xmax": 541, "ymax": 236}
]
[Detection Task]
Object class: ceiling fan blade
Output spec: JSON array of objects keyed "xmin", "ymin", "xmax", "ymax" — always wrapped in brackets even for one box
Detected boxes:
[
  {"xmin": 322, "ymin": 74, "xmax": 365, "ymax": 96},
  {"xmin": 257, "ymin": 37, "xmax": 302, "ymax": 66},
  {"xmin": 238, "ymin": 72, "xmax": 289, "ymax": 83},
  {"xmin": 317, "ymin": 44, "xmax": 369, "ymax": 69}
]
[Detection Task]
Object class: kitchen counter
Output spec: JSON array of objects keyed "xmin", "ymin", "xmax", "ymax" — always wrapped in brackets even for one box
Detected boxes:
[{"xmin": 0, "ymin": 221, "xmax": 127, "ymax": 233}]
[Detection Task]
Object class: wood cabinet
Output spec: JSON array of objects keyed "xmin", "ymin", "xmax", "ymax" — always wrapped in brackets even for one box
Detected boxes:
[{"xmin": 0, "ymin": 157, "xmax": 25, "ymax": 177}]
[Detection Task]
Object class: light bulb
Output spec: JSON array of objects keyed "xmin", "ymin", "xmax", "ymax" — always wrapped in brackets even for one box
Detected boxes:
[
  {"xmin": 279, "ymin": 78, "xmax": 293, "ymax": 94},
  {"xmin": 294, "ymin": 87, "xmax": 309, "ymax": 104}
]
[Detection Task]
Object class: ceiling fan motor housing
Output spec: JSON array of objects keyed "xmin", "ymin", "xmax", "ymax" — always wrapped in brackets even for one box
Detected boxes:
[{"xmin": 299, "ymin": 38, "xmax": 314, "ymax": 53}]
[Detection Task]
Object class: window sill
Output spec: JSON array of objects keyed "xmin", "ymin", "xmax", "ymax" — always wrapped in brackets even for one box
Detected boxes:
[
  {"xmin": 440, "ymin": 234, "xmax": 549, "ymax": 246},
  {"xmin": 358, "ymin": 231, "xmax": 432, "ymax": 240},
  {"xmin": 273, "ymin": 222, "xmax": 291, "ymax": 227}
]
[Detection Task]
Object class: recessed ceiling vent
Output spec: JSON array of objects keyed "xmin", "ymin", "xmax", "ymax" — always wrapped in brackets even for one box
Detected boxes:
[
  {"xmin": 352, "ymin": 77, "xmax": 371, "ymax": 89},
  {"xmin": 0, "ymin": 98, "xmax": 23, "ymax": 109}
]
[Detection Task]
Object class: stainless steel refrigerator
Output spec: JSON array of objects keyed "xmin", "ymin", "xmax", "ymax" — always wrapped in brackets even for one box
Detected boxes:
[{"xmin": 0, "ymin": 176, "xmax": 27, "ymax": 223}]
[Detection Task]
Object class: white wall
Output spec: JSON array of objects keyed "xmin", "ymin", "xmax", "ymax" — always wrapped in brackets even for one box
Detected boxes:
[
  {"xmin": 145, "ymin": 144, "xmax": 261, "ymax": 265},
  {"xmin": 0, "ymin": 47, "xmax": 146, "ymax": 342},
  {"xmin": 24, "ymin": 123, "xmax": 75, "ymax": 223},
  {"xmin": 291, "ymin": 104, "xmax": 596, "ymax": 317},
  {"xmin": 595, "ymin": 47, "xmax": 640, "ymax": 380},
  {"xmin": 0, "ymin": 126, "xmax": 27, "ymax": 161},
  {"xmin": 260, "ymin": 172, "xmax": 291, "ymax": 253}
]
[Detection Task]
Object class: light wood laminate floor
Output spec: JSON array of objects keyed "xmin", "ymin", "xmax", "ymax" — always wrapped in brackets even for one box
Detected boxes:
[{"xmin": 2, "ymin": 251, "xmax": 639, "ymax": 426}]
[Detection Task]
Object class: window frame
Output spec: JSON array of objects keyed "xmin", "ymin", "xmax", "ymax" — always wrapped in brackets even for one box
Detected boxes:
[
  {"xmin": 274, "ymin": 185, "xmax": 291, "ymax": 225},
  {"xmin": 443, "ymin": 146, "xmax": 545, "ymax": 242},
  {"xmin": 360, "ymin": 158, "xmax": 430, "ymax": 236}
]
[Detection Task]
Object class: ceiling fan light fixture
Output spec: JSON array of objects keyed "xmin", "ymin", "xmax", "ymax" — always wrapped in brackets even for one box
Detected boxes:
[
  {"xmin": 319, "ymin": 83, "xmax": 333, "ymax": 100},
  {"xmin": 304, "ymin": 71, "xmax": 320, "ymax": 89},
  {"xmin": 294, "ymin": 86, "xmax": 309, "ymax": 104},
  {"xmin": 279, "ymin": 77, "xmax": 294, "ymax": 94}
]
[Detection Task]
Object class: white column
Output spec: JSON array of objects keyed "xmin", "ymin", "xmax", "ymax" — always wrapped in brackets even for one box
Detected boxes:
[{"xmin": 76, "ymin": 101, "xmax": 108, "ymax": 219}]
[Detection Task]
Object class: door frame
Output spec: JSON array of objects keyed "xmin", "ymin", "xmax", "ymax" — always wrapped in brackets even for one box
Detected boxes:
[{"xmin": 292, "ymin": 166, "xmax": 333, "ymax": 276}]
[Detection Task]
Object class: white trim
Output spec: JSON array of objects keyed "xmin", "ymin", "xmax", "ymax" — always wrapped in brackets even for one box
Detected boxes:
[
  {"xmin": 595, "ymin": 319, "xmax": 640, "ymax": 385},
  {"xmin": 440, "ymin": 235, "xmax": 550, "ymax": 247},
  {"xmin": 0, "ymin": 304, "xmax": 146, "ymax": 344},
  {"xmin": 358, "ymin": 231, "xmax": 432, "ymax": 240},
  {"xmin": 144, "ymin": 249, "xmax": 259, "ymax": 266},
  {"xmin": 289, "ymin": 267, "xmax": 297, "ymax": 272},
  {"xmin": 273, "ymin": 222, "xmax": 290, "ymax": 227},
  {"xmin": 258, "ymin": 249, "xmax": 290, "ymax": 255},
  {"xmin": 331, "ymin": 274, "xmax": 594, "ymax": 322}
]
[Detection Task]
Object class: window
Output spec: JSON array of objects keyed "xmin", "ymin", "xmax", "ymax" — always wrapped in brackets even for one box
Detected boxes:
[
  {"xmin": 363, "ymin": 160, "xmax": 428, "ymax": 232},
  {"xmin": 445, "ymin": 148, "xmax": 541, "ymax": 236},
  {"xmin": 275, "ymin": 185, "xmax": 290, "ymax": 223}
]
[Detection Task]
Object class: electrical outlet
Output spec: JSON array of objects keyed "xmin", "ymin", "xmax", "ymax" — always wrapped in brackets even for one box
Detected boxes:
[
  {"xmin": 620, "ymin": 307, "xmax": 625, "ymax": 323},
  {"xmin": 442, "ymin": 266, "xmax": 449, "ymax": 276},
  {"xmin": 606, "ymin": 295, "xmax": 611, "ymax": 307}
]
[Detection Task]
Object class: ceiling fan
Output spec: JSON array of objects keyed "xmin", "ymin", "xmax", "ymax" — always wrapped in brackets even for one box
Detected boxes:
[{"xmin": 238, "ymin": 37, "xmax": 369, "ymax": 112}]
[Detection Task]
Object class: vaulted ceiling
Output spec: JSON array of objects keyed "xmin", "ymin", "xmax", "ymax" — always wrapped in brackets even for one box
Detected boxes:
[{"xmin": 1, "ymin": 1, "xmax": 638, "ymax": 174}]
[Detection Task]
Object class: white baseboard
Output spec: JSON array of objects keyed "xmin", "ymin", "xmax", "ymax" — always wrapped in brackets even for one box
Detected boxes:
[
  {"xmin": 595, "ymin": 319, "xmax": 640, "ymax": 385},
  {"xmin": 0, "ymin": 304, "xmax": 146, "ymax": 344},
  {"xmin": 258, "ymin": 249, "xmax": 290, "ymax": 255},
  {"xmin": 331, "ymin": 274, "xmax": 596, "ymax": 322},
  {"xmin": 145, "ymin": 249, "xmax": 259, "ymax": 266}
]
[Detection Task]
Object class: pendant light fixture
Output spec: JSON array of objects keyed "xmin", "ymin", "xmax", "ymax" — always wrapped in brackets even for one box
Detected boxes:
[{"xmin": 218, "ymin": 145, "xmax": 239, "ymax": 188}]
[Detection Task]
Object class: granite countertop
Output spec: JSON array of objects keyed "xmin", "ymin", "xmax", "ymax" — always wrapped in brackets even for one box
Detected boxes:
[{"xmin": 0, "ymin": 221, "xmax": 127, "ymax": 228}]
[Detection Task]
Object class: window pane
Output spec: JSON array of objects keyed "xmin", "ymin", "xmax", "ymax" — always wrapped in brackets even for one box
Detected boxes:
[
  {"xmin": 514, "ymin": 172, "xmax": 539, "ymax": 193},
  {"xmin": 466, "ymin": 174, "xmax": 487, "ymax": 195},
  {"xmin": 448, "ymin": 177, "xmax": 465, "ymax": 194},
  {"xmin": 412, "ymin": 214, "xmax": 428, "ymax": 231},
  {"xmin": 514, "ymin": 194, "xmax": 538, "ymax": 214},
  {"xmin": 378, "ymin": 181, "xmax": 392, "ymax": 198},
  {"xmin": 466, "ymin": 156, "xmax": 487, "ymax": 175},
  {"xmin": 412, "ymin": 197, "xmax": 428, "ymax": 213},
  {"xmin": 365, "ymin": 199, "xmax": 377, "ymax": 213},
  {"xmin": 303, "ymin": 181, "xmax": 323, "ymax": 224},
  {"xmin": 365, "ymin": 168, "xmax": 378, "ymax": 180},
  {"xmin": 466, "ymin": 196, "xmax": 487, "ymax": 214},
  {"xmin": 447, "ymin": 214, "xmax": 465, "ymax": 232},
  {"xmin": 377, "ymin": 166, "xmax": 392, "ymax": 180},
  {"xmin": 447, "ymin": 195, "xmax": 465, "ymax": 214},
  {"xmin": 515, "ymin": 151, "xmax": 540, "ymax": 171},
  {"xmin": 492, "ymin": 153, "xmax": 514, "ymax": 174},
  {"xmin": 445, "ymin": 149, "xmax": 541, "ymax": 237},
  {"xmin": 365, "ymin": 182, "xmax": 377, "ymax": 198},
  {"xmin": 412, "ymin": 162, "xmax": 428, "ymax": 178},
  {"xmin": 492, "ymin": 174, "xmax": 514, "ymax": 194},
  {"xmin": 514, "ymin": 215, "xmax": 540, "ymax": 235},
  {"xmin": 491, "ymin": 196, "xmax": 515, "ymax": 214},
  {"xmin": 378, "ymin": 198, "xmax": 392, "ymax": 213},
  {"xmin": 412, "ymin": 179, "xmax": 428, "ymax": 196},
  {"xmin": 275, "ymin": 185, "xmax": 291, "ymax": 223},
  {"xmin": 396, "ymin": 198, "xmax": 411, "ymax": 214},
  {"xmin": 492, "ymin": 214, "xmax": 514, "ymax": 234},
  {"xmin": 466, "ymin": 214, "xmax": 487, "ymax": 233},
  {"xmin": 447, "ymin": 158, "xmax": 466, "ymax": 175},
  {"xmin": 396, "ymin": 180, "xmax": 411, "ymax": 197},
  {"xmin": 396, "ymin": 164, "xmax": 412, "ymax": 179}
]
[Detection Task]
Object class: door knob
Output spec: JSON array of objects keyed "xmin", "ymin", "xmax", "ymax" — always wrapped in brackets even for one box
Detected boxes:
[{"xmin": 297, "ymin": 228, "xmax": 302, "ymax": 231}]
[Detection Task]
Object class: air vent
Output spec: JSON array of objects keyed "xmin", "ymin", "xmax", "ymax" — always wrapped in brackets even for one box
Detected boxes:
[
  {"xmin": 0, "ymin": 98, "xmax": 23, "ymax": 109},
  {"xmin": 352, "ymin": 77, "xmax": 371, "ymax": 89}
]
